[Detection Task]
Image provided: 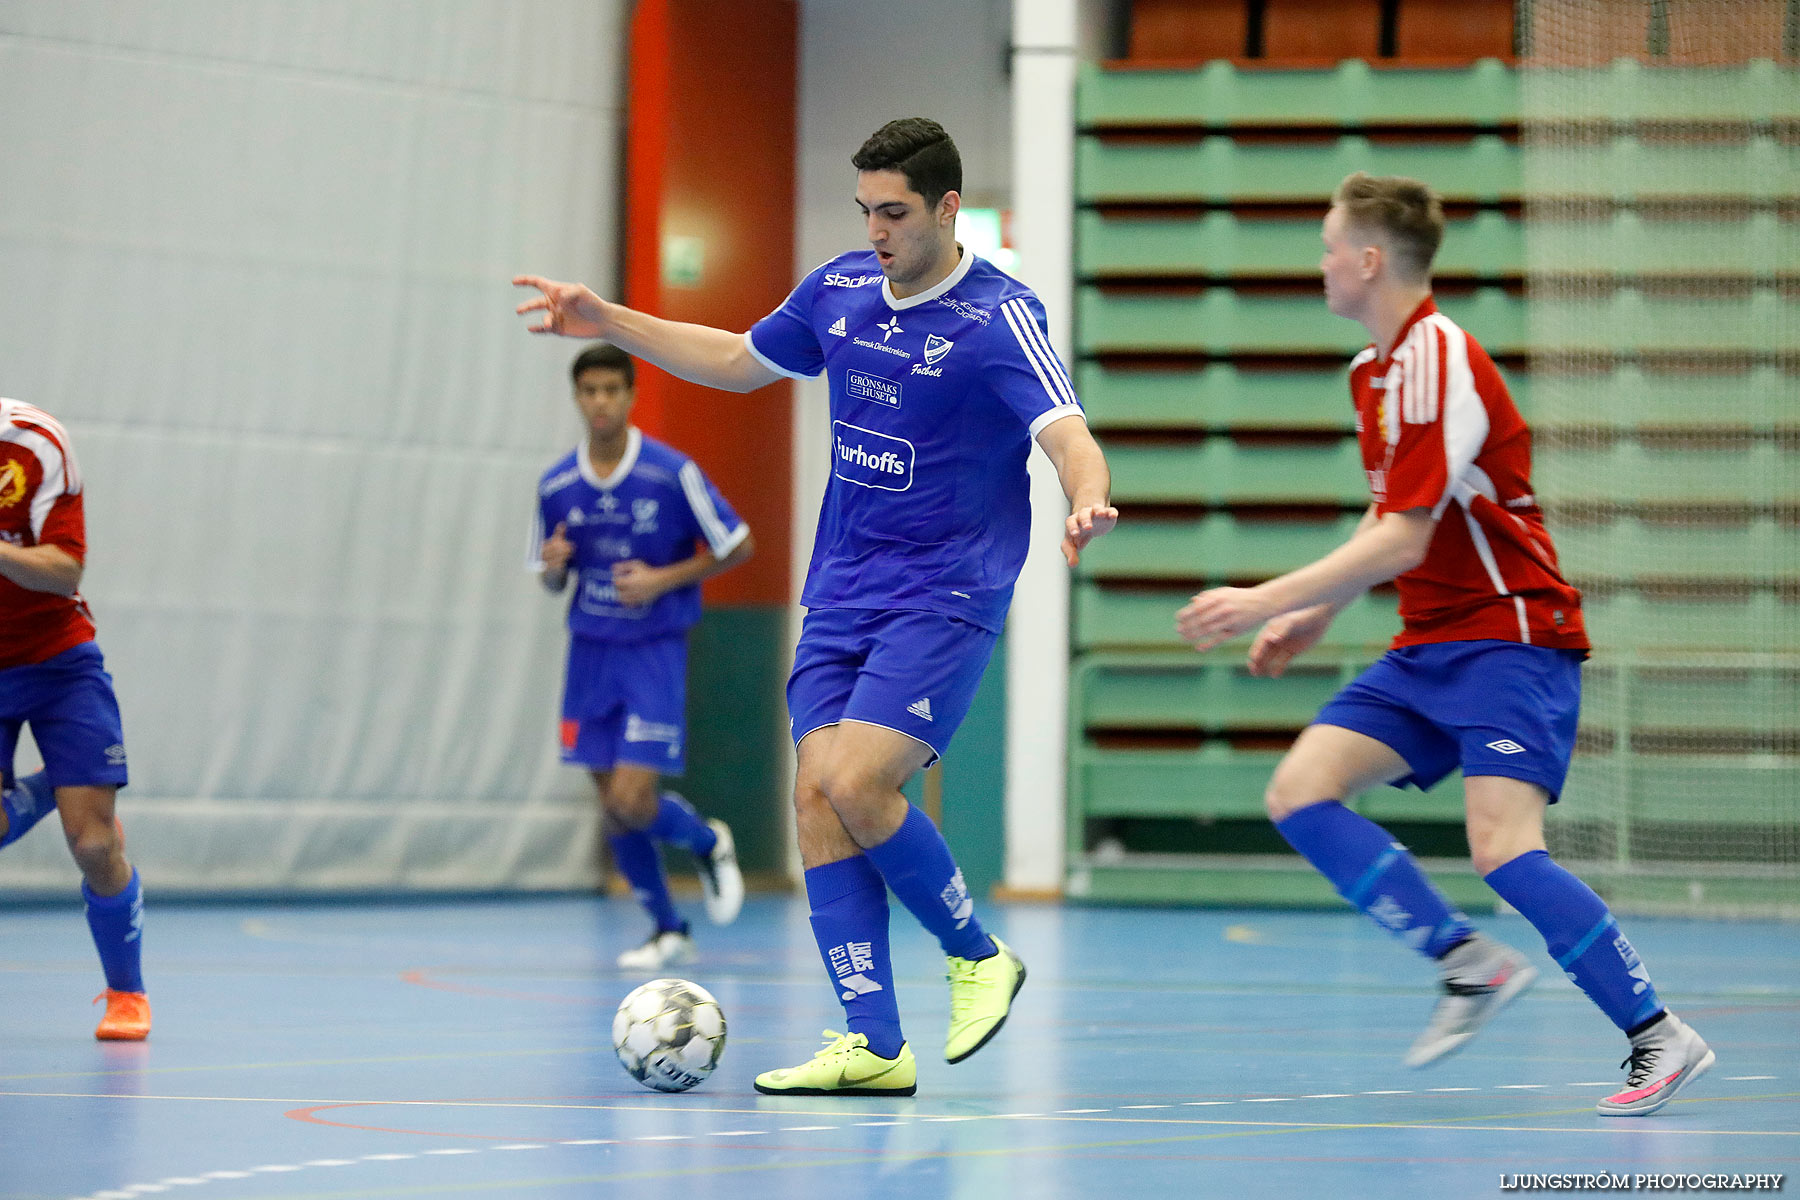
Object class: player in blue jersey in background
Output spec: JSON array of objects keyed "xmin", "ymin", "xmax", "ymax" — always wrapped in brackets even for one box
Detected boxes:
[
  {"xmin": 517, "ymin": 118, "xmax": 1116, "ymax": 1095},
  {"xmin": 533, "ymin": 343, "xmax": 753, "ymax": 971}
]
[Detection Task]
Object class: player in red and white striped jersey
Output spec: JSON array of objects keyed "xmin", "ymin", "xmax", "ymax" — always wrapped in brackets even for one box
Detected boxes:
[
  {"xmin": 1177, "ymin": 175, "xmax": 1712, "ymax": 1116},
  {"xmin": 0, "ymin": 398, "xmax": 150, "ymax": 1040}
]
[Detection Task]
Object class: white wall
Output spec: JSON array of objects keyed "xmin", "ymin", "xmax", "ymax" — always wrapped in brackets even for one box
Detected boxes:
[{"xmin": 0, "ymin": 1, "xmax": 628, "ymax": 892}]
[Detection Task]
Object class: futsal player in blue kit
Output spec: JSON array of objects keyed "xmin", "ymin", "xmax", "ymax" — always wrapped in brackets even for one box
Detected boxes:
[
  {"xmin": 533, "ymin": 344, "xmax": 753, "ymax": 971},
  {"xmin": 517, "ymin": 118, "xmax": 1116, "ymax": 1094}
]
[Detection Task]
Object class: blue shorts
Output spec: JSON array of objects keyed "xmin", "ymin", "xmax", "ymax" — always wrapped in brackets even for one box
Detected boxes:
[
  {"xmin": 1315, "ymin": 640, "xmax": 1584, "ymax": 802},
  {"xmin": 0, "ymin": 641, "xmax": 129, "ymax": 791},
  {"xmin": 787, "ymin": 607, "xmax": 999, "ymax": 765},
  {"xmin": 560, "ymin": 635, "xmax": 687, "ymax": 775}
]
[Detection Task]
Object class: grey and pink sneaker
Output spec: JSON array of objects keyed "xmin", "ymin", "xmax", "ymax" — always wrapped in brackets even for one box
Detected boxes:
[
  {"xmin": 1404, "ymin": 933, "xmax": 1539, "ymax": 1067},
  {"xmin": 1597, "ymin": 1012, "xmax": 1715, "ymax": 1116}
]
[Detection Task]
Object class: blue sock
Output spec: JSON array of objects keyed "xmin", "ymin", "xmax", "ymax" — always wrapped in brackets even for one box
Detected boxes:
[
  {"xmin": 806, "ymin": 855, "xmax": 903, "ymax": 1059},
  {"xmin": 1276, "ymin": 800, "xmax": 1474, "ymax": 958},
  {"xmin": 645, "ymin": 792, "xmax": 717, "ymax": 858},
  {"xmin": 82, "ymin": 868, "xmax": 145, "ymax": 993},
  {"xmin": 862, "ymin": 804, "xmax": 993, "ymax": 961},
  {"xmin": 1485, "ymin": 849, "xmax": 1664, "ymax": 1032},
  {"xmin": 1, "ymin": 771, "xmax": 56, "ymax": 849},
  {"xmin": 607, "ymin": 831, "xmax": 685, "ymax": 934}
]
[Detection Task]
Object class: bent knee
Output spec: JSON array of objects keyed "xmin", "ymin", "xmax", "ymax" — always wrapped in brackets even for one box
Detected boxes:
[
  {"xmin": 66, "ymin": 824, "xmax": 124, "ymax": 878},
  {"xmin": 1264, "ymin": 759, "xmax": 1341, "ymax": 823}
]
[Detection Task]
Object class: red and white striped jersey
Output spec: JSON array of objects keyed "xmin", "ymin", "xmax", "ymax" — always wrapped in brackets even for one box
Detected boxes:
[
  {"xmin": 1349, "ymin": 298, "xmax": 1589, "ymax": 651},
  {"xmin": 0, "ymin": 398, "xmax": 96, "ymax": 670}
]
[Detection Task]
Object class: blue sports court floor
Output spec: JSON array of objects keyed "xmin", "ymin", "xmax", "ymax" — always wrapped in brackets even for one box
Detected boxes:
[{"xmin": 3, "ymin": 896, "xmax": 1795, "ymax": 1199}]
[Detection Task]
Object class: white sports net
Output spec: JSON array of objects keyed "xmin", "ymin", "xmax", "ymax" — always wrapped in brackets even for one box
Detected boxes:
[{"xmin": 1519, "ymin": 0, "xmax": 1799, "ymax": 915}]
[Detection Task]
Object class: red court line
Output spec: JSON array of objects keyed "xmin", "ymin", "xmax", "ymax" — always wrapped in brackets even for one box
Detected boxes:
[{"xmin": 397, "ymin": 968, "xmax": 597, "ymax": 1006}]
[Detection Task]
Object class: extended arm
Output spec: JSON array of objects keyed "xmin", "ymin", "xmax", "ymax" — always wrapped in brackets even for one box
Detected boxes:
[
  {"xmin": 0, "ymin": 542, "xmax": 83, "ymax": 596},
  {"xmin": 1177, "ymin": 506, "xmax": 1433, "ymax": 652},
  {"xmin": 1035, "ymin": 415, "xmax": 1118, "ymax": 567},
  {"xmin": 514, "ymin": 276, "xmax": 781, "ymax": 394}
]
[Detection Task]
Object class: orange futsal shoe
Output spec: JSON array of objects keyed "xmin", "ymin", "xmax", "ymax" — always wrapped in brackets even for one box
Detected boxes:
[{"xmin": 94, "ymin": 989, "xmax": 151, "ymax": 1041}]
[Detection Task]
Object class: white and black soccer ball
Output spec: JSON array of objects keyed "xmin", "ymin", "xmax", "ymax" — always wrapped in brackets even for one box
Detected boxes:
[{"xmin": 612, "ymin": 978, "xmax": 727, "ymax": 1092}]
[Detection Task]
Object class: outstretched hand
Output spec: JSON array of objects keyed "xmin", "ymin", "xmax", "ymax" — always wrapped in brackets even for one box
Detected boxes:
[
  {"xmin": 513, "ymin": 275, "xmax": 607, "ymax": 338},
  {"xmin": 1244, "ymin": 605, "xmax": 1337, "ymax": 676},
  {"xmin": 1061, "ymin": 504, "xmax": 1119, "ymax": 567},
  {"xmin": 1175, "ymin": 586, "xmax": 1276, "ymax": 653}
]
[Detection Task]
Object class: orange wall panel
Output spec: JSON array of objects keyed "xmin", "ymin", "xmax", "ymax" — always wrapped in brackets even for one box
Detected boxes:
[{"xmin": 625, "ymin": 0, "xmax": 797, "ymax": 607}]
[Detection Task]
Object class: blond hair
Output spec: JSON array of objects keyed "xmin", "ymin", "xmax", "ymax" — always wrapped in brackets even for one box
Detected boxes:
[{"xmin": 1332, "ymin": 172, "xmax": 1445, "ymax": 282}]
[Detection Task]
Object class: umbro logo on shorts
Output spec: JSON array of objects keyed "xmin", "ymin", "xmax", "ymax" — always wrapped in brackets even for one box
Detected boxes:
[
  {"xmin": 907, "ymin": 698, "xmax": 933, "ymax": 722},
  {"xmin": 1486, "ymin": 739, "xmax": 1527, "ymax": 754}
]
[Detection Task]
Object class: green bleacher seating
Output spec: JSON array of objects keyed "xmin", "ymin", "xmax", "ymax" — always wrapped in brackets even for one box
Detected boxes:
[
  {"xmin": 1528, "ymin": 366, "xmax": 1797, "ymax": 433},
  {"xmin": 1529, "ymin": 286, "xmax": 1797, "ymax": 355},
  {"xmin": 1068, "ymin": 56, "xmax": 1798, "ymax": 908},
  {"xmin": 1525, "ymin": 212, "xmax": 1796, "ymax": 281},
  {"xmin": 1077, "ymin": 285, "xmax": 1524, "ymax": 355},
  {"xmin": 1077, "ymin": 363, "xmax": 1355, "ymax": 431},
  {"xmin": 1073, "ymin": 583, "xmax": 1400, "ymax": 650},
  {"xmin": 1075, "ymin": 654, "xmax": 1352, "ymax": 730},
  {"xmin": 1536, "ymin": 440, "xmax": 1800, "ymax": 508},
  {"xmin": 1518, "ymin": 59, "xmax": 1800, "ymax": 127},
  {"xmin": 1582, "ymin": 664, "xmax": 1800, "ymax": 735},
  {"xmin": 1522, "ymin": 135, "xmax": 1799, "ymax": 204},
  {"xmin": 1077, "ymin": 133, "xmax": 1520, "ymax": 205},
  {"xmin": 1103, "ymin": 437, "xmax": 1367, "ymax": 505},
  {"xmin": 1077, "ymin": 58, "xmax": 1519, "ymax": 130},
  {"xmin": 1077, "ymin": 210, "xmax": 1522, "ymax": 279},
  {"xmin": 1076, "ymin": 512, "xmax": 1364, "ymax": 581},
  {"xmin": 1555, "ymin": 517, "xmax": 1799, "ymax": 585}
]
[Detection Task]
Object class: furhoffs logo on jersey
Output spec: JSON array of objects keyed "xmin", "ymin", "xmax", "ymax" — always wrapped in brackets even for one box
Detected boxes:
[
  {"xmin": 831, "ymin": 421, "xmax": 914, "ymax": 492},
  {"xmin": 847, "ymin": 370, "xmax": 902, "ymax": 409},
  {"xmin": 923, "ymin": 334, "xmax": 954, "ymax": 364}
]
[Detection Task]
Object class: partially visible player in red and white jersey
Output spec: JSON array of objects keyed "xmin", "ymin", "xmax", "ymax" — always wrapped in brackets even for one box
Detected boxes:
[
  {"xmin": 0, "ymin": 397, "xmax": 150, "ymax": 1041},
  {"xmin": 1347, "ymin": 298, "xmax": 1586, "ymax": 650},
  {"xmin": 1176, "ymin": 174, "xmax": 1713, "ymax": 1115},
  {"xmin": 1, "ymin": 398, "xmax": 98, "ymax": 669}
]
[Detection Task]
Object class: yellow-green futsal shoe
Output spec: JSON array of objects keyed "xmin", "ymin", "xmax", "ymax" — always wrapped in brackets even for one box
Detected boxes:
[
  {"xmin": 945, "ymin": 936, "xmax": 1026, "ymax": 1063},
  {"xmin": 753, "ymin": 1031, "xmax": 918, "ymax": 1097}
]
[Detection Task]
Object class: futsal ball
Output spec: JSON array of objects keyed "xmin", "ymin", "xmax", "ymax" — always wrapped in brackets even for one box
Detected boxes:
[{"xmin": 612, "ymin": 978, "xmax": 727, "ymax": 1092}]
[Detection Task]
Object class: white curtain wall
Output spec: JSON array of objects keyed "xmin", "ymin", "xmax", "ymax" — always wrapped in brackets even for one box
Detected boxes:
[{"xmin": 0, "ymin": 1, "xmax": 627, "ymax": 893}]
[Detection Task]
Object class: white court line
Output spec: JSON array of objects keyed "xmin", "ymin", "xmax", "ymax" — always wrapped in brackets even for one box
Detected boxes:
[{"xmin": 72, "ymin": 1073, "xmax": 1788, "ymax": 1200}]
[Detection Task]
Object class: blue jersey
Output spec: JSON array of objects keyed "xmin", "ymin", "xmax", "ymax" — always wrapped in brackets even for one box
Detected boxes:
[
  {"xmin": 532, "ymin": 427, "xmax": 747, "ymax": 643},
  {"xmin": 745, "ymin": 250, "xmax": 1084, "ymax": 633}
]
